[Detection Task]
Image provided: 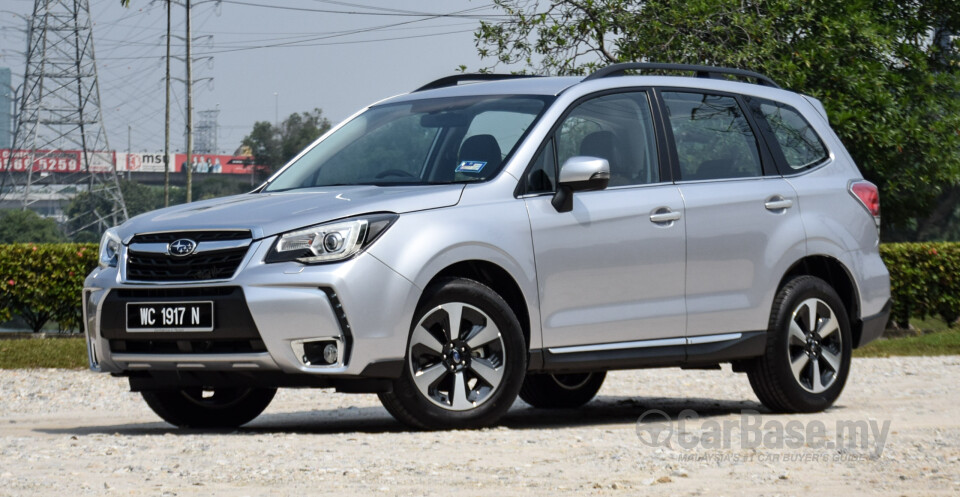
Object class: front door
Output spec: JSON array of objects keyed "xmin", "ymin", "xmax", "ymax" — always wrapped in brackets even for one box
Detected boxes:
[{"xmin": 524, "ymin": 90, "xmax": 687, "ymax": 349}]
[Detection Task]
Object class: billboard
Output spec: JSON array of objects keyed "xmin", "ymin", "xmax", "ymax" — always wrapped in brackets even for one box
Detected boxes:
[
  {"xmin": 2, "ymin": 149, "xmax": 259, "ymax": 175},
  {"xmin": 124, "ymin": 152, "xmax": 168, "ymax": 173},
  {"xmin": 0, "ymin": 149, "xmax": 117, "ymax": 173},
  {"xmin": 172, "ymin": 153, "xmax": 257, "ymax": 175}
]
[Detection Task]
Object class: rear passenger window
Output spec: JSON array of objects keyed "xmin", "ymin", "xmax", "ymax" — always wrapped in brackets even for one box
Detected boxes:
[
  {"xmin": 662, "ymin": 91, "xmax": 763, "ymax": 181},
  {"xmin": 755, "ymin": 100, "xmax": 828, "ymax": 171}
]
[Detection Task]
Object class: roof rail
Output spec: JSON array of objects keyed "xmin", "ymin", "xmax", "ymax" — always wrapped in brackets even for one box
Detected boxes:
[
  {"xmin": 583, "ymin": 62, "xmax": 781, "ymax": 89},
  {"xmin": 414, "ymin": 73, "xmax": 541, "ymax": 92}
]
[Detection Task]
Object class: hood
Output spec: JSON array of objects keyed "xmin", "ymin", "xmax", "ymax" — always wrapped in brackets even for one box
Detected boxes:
[{"xmin": 117, "ymin": 184, "xmax": 464, "ymax": 241}]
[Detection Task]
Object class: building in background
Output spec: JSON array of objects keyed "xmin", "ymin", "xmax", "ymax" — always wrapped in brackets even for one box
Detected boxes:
[{"xmin": 0, "ymin": 68, "xmax": 11, "ymax": 150}]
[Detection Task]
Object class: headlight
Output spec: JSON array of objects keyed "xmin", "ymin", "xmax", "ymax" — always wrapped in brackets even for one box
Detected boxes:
[
  {"xmin": 265, "ymin": 213, "xmax": 398, "ymax": 264},
  {"xmin": 98, "ymin": 228, "xmax": 121, "ymax": 269}
]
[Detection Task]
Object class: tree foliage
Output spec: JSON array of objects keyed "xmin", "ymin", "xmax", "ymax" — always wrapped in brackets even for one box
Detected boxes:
[
  {"xmin": 476, "ymin": 0, "xmax": 960, "ymax": 238},
  {"xmin": 0, "ymin": 210, "xmax": 65, "ymax": 244},
  {"xmin": 241, "ymin": 108, "xmax": 332, "ymax": 174}
]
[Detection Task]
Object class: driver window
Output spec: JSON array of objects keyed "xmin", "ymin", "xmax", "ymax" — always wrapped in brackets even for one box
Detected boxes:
[
  {"xmin": 525, "ymin": 138, "xmax": 556, "ymax": 194},
  {"xmin": 555, "ymin": 92, "xmax": 659, "ymax": 187}
]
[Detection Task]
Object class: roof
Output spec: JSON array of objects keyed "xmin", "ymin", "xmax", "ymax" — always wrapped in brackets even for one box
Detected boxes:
[{"xmin": 378, "ymin": 76, "xmax": 582, "ymax": 105}]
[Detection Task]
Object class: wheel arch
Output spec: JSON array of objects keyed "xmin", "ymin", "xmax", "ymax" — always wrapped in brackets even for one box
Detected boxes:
[
  {"xmin": 777, "ymin": 255, "xmax": 864, "ymax": 347},
  {"xmin": 422, "ymin": 260, "xmax": 532, "ymax": 350}
]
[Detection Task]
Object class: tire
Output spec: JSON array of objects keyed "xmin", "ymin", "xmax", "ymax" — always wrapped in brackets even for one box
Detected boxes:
[
  {"xmin": 141, "ymin": 387, "xmax": 276, "ymax": 428},
  {"xmin": 747, "ymin": 275, "xmax": 852, "ymax": 413},
  {"xmin": 378, "ymin": 277, "xmax": 526, "ymax": 429},
  {"xmin": 519, "ymin": 372, "xmax": 606, "ymax": 408}
]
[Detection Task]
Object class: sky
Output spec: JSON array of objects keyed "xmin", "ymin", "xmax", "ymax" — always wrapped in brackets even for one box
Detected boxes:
[{"xmin": 0, "ymin": 0, "xmax": 526, "ymax": 155}]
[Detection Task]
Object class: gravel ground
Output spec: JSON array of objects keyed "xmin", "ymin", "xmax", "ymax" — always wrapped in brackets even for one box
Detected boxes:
[{"xmin": 1, "ymin": 357, "xmax": 959, "ymax": 496}]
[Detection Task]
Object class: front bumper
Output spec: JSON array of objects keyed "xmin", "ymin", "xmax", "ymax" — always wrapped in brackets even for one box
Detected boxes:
[{"xmin": 83, "ymin": 239, "xmax": 419, "ymax": 377}]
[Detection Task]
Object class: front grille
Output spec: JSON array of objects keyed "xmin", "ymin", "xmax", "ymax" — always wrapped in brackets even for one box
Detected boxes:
[
  {"xmin": 127, "ymin": 248, "xmax": 248, "ymax": 281},
  {"xmin": 126, "ymin": 230, "xmax": 252, "ymax": 282}
]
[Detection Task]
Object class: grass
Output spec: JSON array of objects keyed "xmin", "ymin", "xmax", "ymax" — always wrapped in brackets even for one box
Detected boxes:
[
  {"xmin": 854, "ymin": 325, "xmax": 960, "ymax": 357},
  {"xmin": 0, "ymin": 337, "xmax": 87, "ymax": 369}
]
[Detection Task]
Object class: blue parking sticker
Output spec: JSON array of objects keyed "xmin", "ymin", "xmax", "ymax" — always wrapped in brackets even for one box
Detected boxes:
[{"xmin": 455, "ymin": 161, "xmax": 487, "ymax": 173}]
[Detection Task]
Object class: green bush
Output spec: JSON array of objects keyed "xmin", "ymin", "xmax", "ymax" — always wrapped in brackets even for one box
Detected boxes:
[
  {"xmin": 0, "ymin": 243, "xmax": 98, "ymax": 332},
  {"xmin": 880, "ymin": 243, "xmax": 960, "ymax": 327},
  {"xmin": 0, "ymin": 242, "xmax": 958, "ymax": 333}
]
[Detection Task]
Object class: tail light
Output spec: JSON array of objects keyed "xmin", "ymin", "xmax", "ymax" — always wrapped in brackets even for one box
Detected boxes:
[{"xmin": 850, "ymin": 180, "xmax": 880, "ymax": 231}]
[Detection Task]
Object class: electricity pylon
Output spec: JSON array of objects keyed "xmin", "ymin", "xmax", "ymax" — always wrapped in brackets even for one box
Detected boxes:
[{"xmin": 3, "ymin": 0, "xmax": 127, "ymax": 229}]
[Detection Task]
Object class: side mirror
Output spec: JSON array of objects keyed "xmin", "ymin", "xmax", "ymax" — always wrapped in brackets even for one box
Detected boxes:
[{"xmin": 552, "ymin": 156, "xmax": 610, "ymax": 212}]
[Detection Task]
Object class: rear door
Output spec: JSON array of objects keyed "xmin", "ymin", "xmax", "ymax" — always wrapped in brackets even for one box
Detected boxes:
[
  {"xmin": 657, "ymin": 89, "xmax": 806, "ymax": 338},
  {"xmin": 523, "ymin": 90, "xmax": 687, "ymax": 349}
]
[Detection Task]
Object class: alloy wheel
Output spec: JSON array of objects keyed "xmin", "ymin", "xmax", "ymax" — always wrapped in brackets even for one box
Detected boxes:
[
  {"xmin": 787, "ymin": 298, "xmax": 843, "ymax": 394},
  {"xmin": 408, "ymin": 302, "xmax": 505, "ymax": 411}
]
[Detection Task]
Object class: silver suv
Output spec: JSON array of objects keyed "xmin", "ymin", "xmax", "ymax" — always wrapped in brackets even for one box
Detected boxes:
[{"xmin": 84, "ymin": 63, "xmax": 891, "ymax": 429}]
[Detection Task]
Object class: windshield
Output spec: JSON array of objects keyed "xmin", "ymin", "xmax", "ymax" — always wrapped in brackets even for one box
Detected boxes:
[{"xmin": 263, "ymin": 95, "xmax": 550, "ymax": 191}]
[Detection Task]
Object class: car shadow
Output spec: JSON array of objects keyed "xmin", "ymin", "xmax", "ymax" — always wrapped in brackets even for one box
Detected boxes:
[{"xmin": 35, "ymin": 394, "xmax": 772, "ymax": 436}]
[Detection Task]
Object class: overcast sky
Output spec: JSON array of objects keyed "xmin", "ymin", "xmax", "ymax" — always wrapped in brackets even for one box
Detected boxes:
[{"xmin": 0, "ymin": 0, "xmax": 524, "ymax": 155}]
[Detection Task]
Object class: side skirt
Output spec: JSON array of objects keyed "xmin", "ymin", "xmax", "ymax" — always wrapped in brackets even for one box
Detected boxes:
[{"xmin": 529, "ymin": 331, "xmax": 766, "ymax": 374}]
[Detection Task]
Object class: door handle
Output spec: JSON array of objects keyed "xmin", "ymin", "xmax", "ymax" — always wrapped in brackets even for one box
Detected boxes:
[
  {"xmin": 764, "ymin": 196, "xmax": 794, "ymax": 211},
  {"xmin": 650, "ymin": 208, "xmax": 681, "ymax": 224}
]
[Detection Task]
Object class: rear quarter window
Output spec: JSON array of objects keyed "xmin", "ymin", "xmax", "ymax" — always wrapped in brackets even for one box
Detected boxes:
[{"xmin": 753, "ymin": 99, "xmax": 828, "ymax": 172}]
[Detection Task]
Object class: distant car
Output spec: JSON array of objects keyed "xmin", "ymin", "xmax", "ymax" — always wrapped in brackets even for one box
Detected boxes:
[{"xmin": 83, "ymin": 63, "xmax": 891, "ymax": 429}]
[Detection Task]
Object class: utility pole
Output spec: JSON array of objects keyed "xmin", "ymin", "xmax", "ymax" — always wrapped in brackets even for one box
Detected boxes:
[
  {"xmin": 127, "ymin": 124, "xmax": 132, "ymax": 180},
  {"xmin": 163, "ymin": 0, "xmax": 171, "ymax": 207},
  {"xmin": 185, "ymin": 0, "xmax": 194, "ymax": 203}
]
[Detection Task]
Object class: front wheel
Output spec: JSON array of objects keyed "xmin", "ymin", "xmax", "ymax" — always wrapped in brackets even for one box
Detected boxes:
[
  {"xmin": 378, "ymin": 278, "xmax": 526, "ymax": 429},
  {"xmin": 141, "ymin": 387, "xmax": 276, "ymax": 428},
  {"xmin": 747, "ymin": 275, "xmax": 852, "ymax": 413}
]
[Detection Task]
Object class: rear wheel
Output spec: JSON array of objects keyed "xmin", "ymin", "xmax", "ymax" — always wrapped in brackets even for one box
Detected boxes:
[
  {"xmin": 748, "ymin": 275, "xmax": 852, "ymax": 413},
  {"xmin": 519, "ymin": 372, "xmax": 606, "ymax": 408},
  {"xmin": 378, "ymin": 278, "xmax": 526, "ymax": 429},
  {"xmin": 141, "ymin": 387, "xmax": 276, "ymax": 428}
]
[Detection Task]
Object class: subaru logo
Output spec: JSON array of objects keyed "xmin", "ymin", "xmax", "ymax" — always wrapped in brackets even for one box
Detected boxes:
[{"xmin": 168, "ymin": 238, "xmax": 197, "ymax": 257}]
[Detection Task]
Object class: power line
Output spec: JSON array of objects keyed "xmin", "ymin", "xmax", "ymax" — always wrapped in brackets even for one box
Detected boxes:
[{"xmin": 216, "ymin": 0, "xmax": 507, "ymax": 18}]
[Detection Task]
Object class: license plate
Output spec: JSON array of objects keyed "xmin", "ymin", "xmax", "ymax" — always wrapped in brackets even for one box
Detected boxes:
[{"xmin": 126, "ymin": 301, "xmax": 214, "ymax": 332}]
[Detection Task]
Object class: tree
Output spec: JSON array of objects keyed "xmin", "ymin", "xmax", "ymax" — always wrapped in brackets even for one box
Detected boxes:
[
  {"xmin": 476, "ymin": 0, "xmax": 960, "ymax": 239},
  {"xmin": 65, "ymin": 181, "xmax": 162, "ymax": 241},
  {"xmin": 192, "ymin": 176, "xmax": 251, "ymax": 200},
  {"xmin": 241, "ymin": 108, "xmax": 332, "ymax": 174},
  {"xmin": 0, "ymin": 210, "xmax": 65, "ymax": 243}
]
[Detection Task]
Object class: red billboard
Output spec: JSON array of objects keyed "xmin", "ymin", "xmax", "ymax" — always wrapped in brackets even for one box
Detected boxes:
[
  {"xmin": 0, "ymin": 149, "xmax": 105, "ymax": 173},
  {"xmin": 173, "ymin": 153, "xmax": 258, "ymax": 175}
]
